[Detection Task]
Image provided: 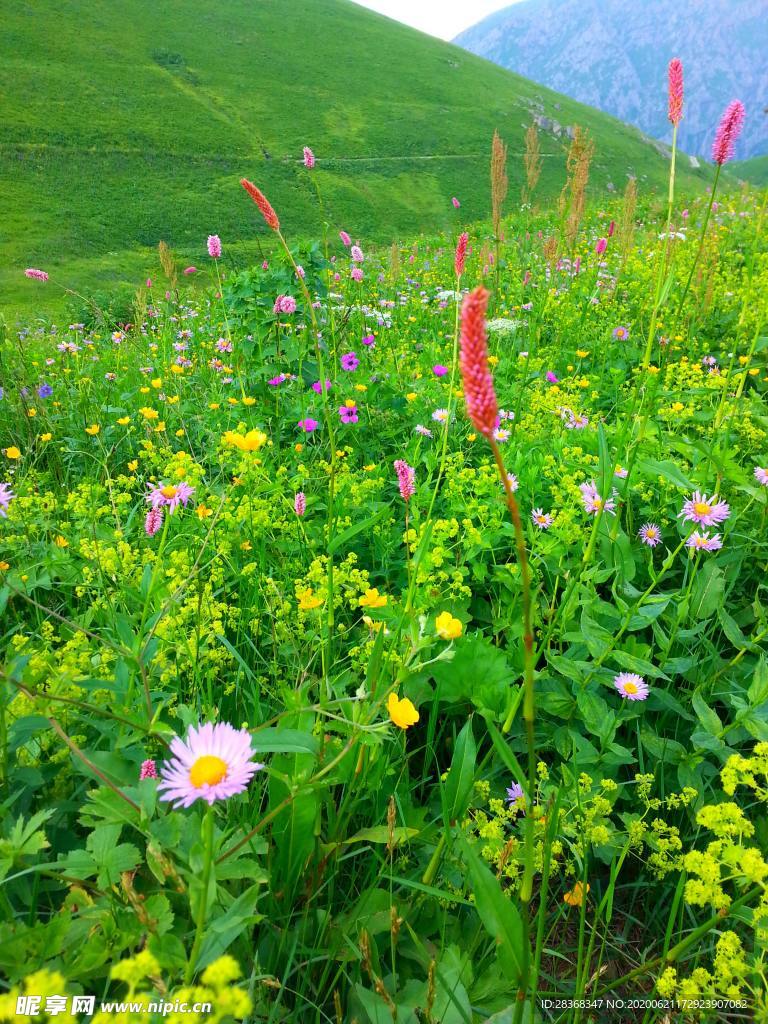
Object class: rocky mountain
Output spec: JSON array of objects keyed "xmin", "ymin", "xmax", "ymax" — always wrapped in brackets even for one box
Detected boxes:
[{"xmin": 455, "ymin": 0, "xmax": 768, "ymax": 159}]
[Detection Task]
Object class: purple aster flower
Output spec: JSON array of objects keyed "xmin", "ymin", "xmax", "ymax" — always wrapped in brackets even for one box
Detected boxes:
[
  {"xmin": 754, "ymin": 466, "xmax": 768, "ymax": 487},
  {"xmin": 638, "ymin": 523, "xmax": 662, "ymax": 547},
  {"xmin": 686, "ymin": 531, "xmax": 723, "ymax": 552},
  {"xmin": 678, "ymin": 491, "xmax": 730, "ymax": 527},
  {"xmin": 506, "ymin": 782, "xmax": 526, "ymax": 811},
  {"xmin": 613, "ymin": 673, "xmax": 649, "ymax": 701},
  {"xmin": 612, "ymin": 326, "xmax": 629, "ymax": 340},
  {"xmin": 0, "ymin": 482, "xmax": 15, "ymax": 518},
  {"xmin": 580, "ymin": 481, "xmax": 617, "ymax": 516},
  {"xmin": 531, "ymin": 508, "xmax": 553, "ymax": 530},
  {"xmin": 146, "ymin": 481, "xmax": 195, "ymax": 514},
  {"xmin": 157, "ymin": 722, "xmax": 264, "ymax": 808}
]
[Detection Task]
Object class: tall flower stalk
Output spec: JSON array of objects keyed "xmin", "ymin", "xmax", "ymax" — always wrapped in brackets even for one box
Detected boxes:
[{"xmin": 459, "ymin": 285, "xmax": 537, "ymax": 1009}]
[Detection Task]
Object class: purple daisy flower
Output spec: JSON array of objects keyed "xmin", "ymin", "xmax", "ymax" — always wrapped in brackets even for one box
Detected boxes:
[
  {"xmin": 686, "ymin": 531, "xmax": 723, "ymax": 552},
  {"xmin": 0, "ymin": 481, "xmax": 15, "ymax": 518},
  {"xmin": 146, "ymin": 481, "xmax": 195, "ymax": 514},
  {"xmin": 579, "ymin": 481, "xmax": 617, "ymax": 516},
  {"xmin": 506, "ymin": 782, "xmax": 526, "ymax": 811},
  {"xmin": 679, "ymin": 491, "xmax": 730, "ymax": 527},
  {"xmin": 755, "ymin": 466, "xmax": 768, "ymax": 487},
  {"xmin": 531, "ymin": 508, "xmax": 553, "ymax": 530},
  {"xmin": 638, "ymin": 523, "xmax": 662, "ymax": 547},
  {"xmin": 157, "ymin": 722, "xmax": 264, "ymax": 808},
  {"xmin": 613, "ymin": 673, "xmax": 649, "ymax": 701}
]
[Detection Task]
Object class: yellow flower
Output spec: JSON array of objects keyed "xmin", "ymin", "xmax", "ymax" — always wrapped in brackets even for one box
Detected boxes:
[
  {"xmin": 127, "ymin": 460, "xmax": 139, "ymax": 471},
  {"xmin": 117, "ymin": 416, "xmax": 131, "ymax": 426},
  {"xmin": 487, "ymin": 355, "xmax": 499, "ymax": 366},
  {"xmin": 297, "ymin": 587, "xmax": 323, "ymax": 611},
  {"xmin": 435, "ymin": 611, "xmax": 463, "ymax": 640},
  {"xmin": 576, "ymin": 349, "xmax": 590, "ymax": 358},
  {"xmin": 27, "ymin": 408, "xmax": 37, "ymax": 417},
  {"xmin": 388, "ymin": 692, "xmax": 419, "ymax": 729},
  {"xmin": 223, "ymin": 429, "xmax": 267, "ymax": 452},
  {"xmin": 0, "ymin": 561, "xmax": 9, "ymax": 571},
  {"xmin": 359, "ymin": 588, "xmax": 387, "ymax": 609},
  {"xmin": 295, "ymin": 443, "xmax": 304, "ymax": 453},
  {"xmin": 171, "ymin": 364, "xmax": 184, "ymax": 374},
  {"xmin": 85, "ymin": 424, "xmax": 100, "ymax": 435},
  {"xmin": 5, "ymin": 447, "xmax": 21, "ymax": 460},
  {"xmin": 197, "ymin": 504, "xmax": 213, "ymax": 520},
  {"xmin": 354, "ymin": 384, "xmax": 368, "ymax": 392},
  {"xmin": 54, "ymin": 535, "xmax": 69, "ymax": 548},
  {"xmin": 209, "ymin": 402, "xmax": 220, "ymax": 410},
  {"xmin": 406, "ymin": 392, "xmax": 418, "ymax": 402},
  {"xmin": 139, "ymin": 407, "xmax": 159, "ymax": 420},
  {"xmin": 40, "ymin": 433, "xmax": 52, "ymax": 442},
  {"xmin": 243, "ymin": 396, "xmax": 256, "ymax": 406},
  {"xmin": 240, "ymin": 541, "xmax": 252, "ymax": 551},
  {"xmin": 563, "ymin": 881, "xmax": 590, "ymax": 907},
  {"xmin": 228, "ymin": 397, "xmax": 239, "ymax": 406},
  {"xmin": 140, "ymin": 386, "xmax": 150, "ymax": 394},
  {"xmin": 151, "ymin": 378, "xmax": 162, "ymax": 388}
]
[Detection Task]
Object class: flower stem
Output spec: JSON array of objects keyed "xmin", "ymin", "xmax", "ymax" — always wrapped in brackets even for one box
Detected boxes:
[{"xmin": 186, "ymin": 804, "xmax": 215, "ymax": 983}]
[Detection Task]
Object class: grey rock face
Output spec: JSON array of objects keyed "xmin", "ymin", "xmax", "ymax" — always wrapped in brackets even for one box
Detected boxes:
[{"xmin": 454, "ymin": 0, "xmax": 768, "ymax": 159}]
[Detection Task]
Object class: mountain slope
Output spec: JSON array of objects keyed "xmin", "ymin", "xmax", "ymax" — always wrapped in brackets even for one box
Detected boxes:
[
  {"xmin": 456, "ymin": 0, "xmax": 767, "ymax": 161},
  {"xmin": 1, "ymin": 0, "xmax": 709, "ymax": 315},
  {"xmin": 733, "ymin": 157, "xmax": 768, "ymax": 188}
]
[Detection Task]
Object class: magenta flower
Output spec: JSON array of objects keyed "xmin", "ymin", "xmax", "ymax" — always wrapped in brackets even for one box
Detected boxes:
[
  {"xmin": 294, "ymin": 492, "xmax": 306, "ymax": 516},
  {"xmin": 24, "ymin": 268, "xmax": 48, "ymax": 281},
  {"xmin": 608, "ymin": 219, "xmax": 616, "ymax": 237},
  {"xmin": 754, "ymin": 466, "xmax": 768, "ymax": 487},
  {"xmin": 339, "ymin": 403, "xmax": 358, "ymax": 424},
  {"xmin": 350, "ymin": 267, "xmax": 363, "ymax": 282},
  {"xmin": 341, "ymin": 352, "xmax": 359, "ymax": 371},
  {"xmin": 545, "ymin": 371, "xmax": 559, "ymax": 383},
  {"xmin": 139, "ymin": 759, "xmax": 158, "ymax": 780},
  {"xmin": 595, "ymin": 238, "xmax": 607, "ymax": 256},
  {"xmin": 452, "ymin": 197, "xmax": 461, "ymax": 209},
  {"xmin": 432, "ymin": 364, "xmax": 449, "ymax": 376},
  {"xmin": 686, "ymin": 531, "xmax": 723, "ymax": 552},
  {"xmin": 394, "ymin": 460, "xmax": 415, "ymax": 502},
  {"xmin": 312, "ymin": 379, "xmax": 332, "ymax": 394},
  {"xmin": 638, "ymin": 523, "xmax": 662, "ymax": 547},
  {"xmin": 183, "ymin": 266, "xmax": 197, "ymax": 275},
  {"xmin": 668, "ymin": 58, "xmax": 684, "ymax": 126},
  {"xmin": 207, "ymin": 235, "xmax": 222, "ymax": 259},
  {"xmin": 269, "ymin": 373, "xmax": 289, "ymax": 386},
  {"xmin": 711, "ymin": 100, "xmax": 745, "ymax": 165},
  {"xmin": 298, "ymin": 418, "xmax": 319, "ymax": 432},
  {"xmin": 157, "ymin": 722, "xmax": 264, "ymax": 809},
  {"xmin": 146, "ymin": 481, "xmax": 195, "ymax": 514},
  {"xmin": 274, "ymin": 295, "xmax": 297, "ymax": 314},
  {"xmin": 339, "ymin": 230, "xmax": 351, "ymax": 247},
  {"xmin": 613, "ymin": 673, "xmax": 649, "ymax": 701},
  {"xmin": 362, "ymin": 334, "xmax": 375, "ymax": 346},
  {"xmin": 350, "ymin": 245, "xmax": 364, "ymax": 263},
  {"xmin": 303, "ymin": 146, "xmax": 315, "ymax": 168},
  {"xmin": 679, "ymin": 491, "xmax": 730, "ymax": 527},
  {"xmin": 0, "ymin": 482, "xmax": 15, "ymax": 518},
  {"xmin": 145, "ymin": 507, "xmax": 164, "ymax": 537}
]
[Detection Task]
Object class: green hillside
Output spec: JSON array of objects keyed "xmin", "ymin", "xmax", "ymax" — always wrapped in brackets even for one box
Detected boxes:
[
  {"xmin": 733, "ymin": 156, "xmax": 768, "ymax": 187},
  {"xmin": 1, "ymin": 0, "xmax": 710, "ymax": 316}
]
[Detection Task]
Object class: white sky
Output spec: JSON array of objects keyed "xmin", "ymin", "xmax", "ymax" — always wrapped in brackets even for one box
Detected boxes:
[{"xmin": 350, "ymin": 0, "xmax": 516, "ymax": 40}]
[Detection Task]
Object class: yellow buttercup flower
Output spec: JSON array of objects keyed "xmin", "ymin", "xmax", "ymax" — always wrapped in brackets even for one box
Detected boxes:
[
  {"xmin": 359, "ymin": 588, "xmax": 387, "ymax": 609},
  {"xmin": 388, "ymin": 692, "xmax": 419, "ymax": 729},
  {"xmin": 5, "ymin": 447, "xmax": 21, "ymax": 460},
  {"xmin": 563, "ymin": 881, "xmax": 590, "ymax": 907},
  {"xmin": 40, "ymin": 433, "xmax": 52, "ymax": 442},
  {"xmin": 171, "ymin": 364, "xmax": 184, "ymax": 374},
  {"xmin": 54, "ymin": 535, "xmax": 69, "ymax": 548},
  {"xmin": 242, "ymin": 396, "xmax": 256, "ymax": 406},
  {"xmin": 223, "ymin": 429, "xmax": 267, "ymax": 452},
  {"xmin": 127, "ymin": 460, "xmax": 139, "ymax": 471},
  {"xmin": 139, "ymin": 407, "xmax": 158, "ymax": 420},
  {"xmin": 85, "ymin": 424, "xmax": 100, "ymax": 435},
  {"xmin": 117, "ymin": 416, "xmax": 131, "ymax": 426},
  {"xmin": 197, "ymin": 504, "xmax": 213, "ymax": 520},
  {"xmin": 151, "ymin": 378, "xmax": 162, "ymax": 388},
  {"xmin": 435, "ymin": 611, "xmax": 463, "ymax": 641},
  {"xmin": 297, "ymin": 587, "xmax": 323, "ymax": 611}
]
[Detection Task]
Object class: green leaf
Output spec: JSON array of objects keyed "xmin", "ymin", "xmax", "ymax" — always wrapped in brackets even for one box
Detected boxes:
[
  {"xmin": 328, "ymin": 504, "xmax": 391, "ymax": 555},
  {"xmin": 691, "ymin": 561, "xmax": 724, "ymax": 620},
  {"xmin": 692, "ymin": 691, "xmax": 722, "ymax": 736},
  {"xmin": 443, "ymin": 719, "xmax": 477, "ymax": 823},
  {"xmin": 459, "ymin": 837, "xmax": 525, "ymax": 984},
  {"xmin": 197, "ymin": 884, "xmax": 263, "ymax": 969},
  {"xmin": 250, "ymin": 728, "xmax": 319, "ymax": 755},
  {"xmin": 637, "ymin": 458, "xmax": 695, "ymax": 491}
]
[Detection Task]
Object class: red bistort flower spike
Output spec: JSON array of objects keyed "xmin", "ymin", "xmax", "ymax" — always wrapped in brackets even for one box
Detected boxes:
[
  {"xmin": 711, "ymin": 100, "xmax": 745, "ymax": 165},
  {"xmin": 240, "ymin": 178, "xmax": 280, "ymax": 231},
  {"xmin": 454, "ymin": 231, "xmax": 468, "ymax": 277},
  {"xmin": 668, "ymin": 58, "xmax": 684, "ymax": 126},
  {"xmin": 459, "ymin": 285, "xmax": 498, "ymax": 436}
]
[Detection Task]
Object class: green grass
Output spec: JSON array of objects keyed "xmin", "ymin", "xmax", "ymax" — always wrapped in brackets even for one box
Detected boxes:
[
  {"xmin": 0, "ymin": 0, "xmax": 711, "ymax": 319},
  {"xmin": 733, "ymin": 155, "xmax": 768, "ymax": 187}
]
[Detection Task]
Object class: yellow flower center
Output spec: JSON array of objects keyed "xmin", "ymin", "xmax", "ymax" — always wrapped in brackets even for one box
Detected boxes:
[
  {"xmin": 160, "ymin": 485, "xmax": 178, "ymax": 499},
  {"xmin": 623, "ymin": 682, "xmax": 638, "ymax": 695},
  {"xmin": 693, "ymin": 502, "xmax": 711, "ymax": 516},
  {"xmin": 189, "ymin": 755, "xmax": 228, "ymax": 788}
]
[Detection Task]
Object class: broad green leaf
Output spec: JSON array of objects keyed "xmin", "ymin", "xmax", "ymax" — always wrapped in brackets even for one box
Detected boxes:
[
  {"xmin": 637, "ymin": 458, "xmax": 695, "ymax": 491},
  {"xmin": 250, "ymin": 727, "xmax": 318, "ymax": 755},
  {"xmin": 444, "ymin": 718, "xmax": 477, "ymax": 823}
]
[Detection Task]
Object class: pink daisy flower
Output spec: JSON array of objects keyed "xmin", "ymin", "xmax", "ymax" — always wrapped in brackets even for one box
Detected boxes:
[
  {"xmin": 432, "ymin": 364, "xmax": 449, "ymax": 376},
  {"xmin": 686, "ymin": 531, "xmax": 723, "ymax": 552},
  {"xmin": 638, "ymin": 523, "xmax": 662, "ymax": 547},
  {"xmin": 146, "ymin": 481, "xmax": 195, "ymax": 514},
  {"xmin": 755, "ymin": 466, "xmax": 768, "ymax": 487},
  {"xmin": 579, "ymin": 481, "xmax": 617, "ymax": 516},
  {"xmin": 678, "ymin": 491, "xmax": 730, "ymax": 527},
  {"xmin": 531, "ymin": 508, "xmax": 554, "ymax": 530},
  {"xmin": 613, "ymin": 673, "xmax": 649, "ymax": 701},
  {"xmin": 157, "ymin": 722, "xmax": 264, "ymax": 808}
]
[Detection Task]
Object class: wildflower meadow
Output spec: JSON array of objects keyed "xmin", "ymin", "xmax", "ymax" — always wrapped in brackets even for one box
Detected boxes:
[{"xmin": 1, "ymin": 61, "xmax": 767, "ymax": 1024}]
